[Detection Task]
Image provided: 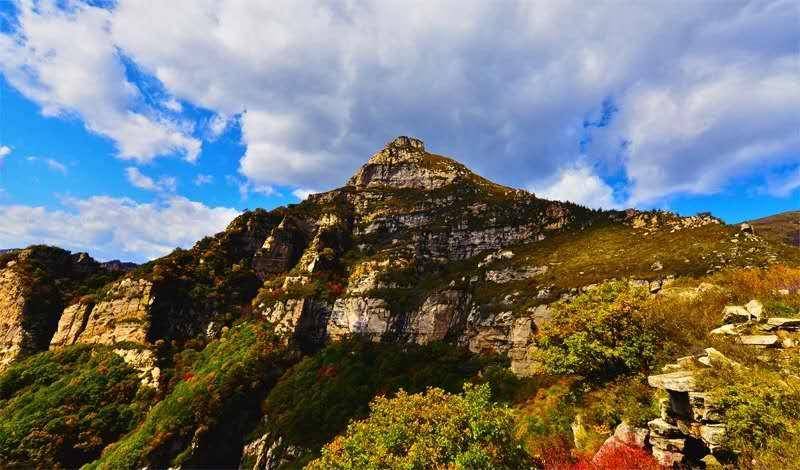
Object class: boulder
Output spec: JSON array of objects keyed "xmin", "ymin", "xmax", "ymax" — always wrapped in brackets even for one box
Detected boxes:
[
  {"xmin": 739, "ymin": 334, "xmax": 779, "ymax": 347},
  {"xmin": 722, "ymin": 305, "xmax": 752, "ymax": 323},
  {"xmin": 648, "ymin": 371, "xmax": 698, "ymax": 392},
  {"xmin": 648, "ymin": 418, "xmax": 683, "ymax": 438},
  {"xmin": 709, "ymin": 323, "xmax": 745, "ymax": 335},
  {"xmin": 614, "ymin": 422, "xmax": 649, "ymax": 448}
]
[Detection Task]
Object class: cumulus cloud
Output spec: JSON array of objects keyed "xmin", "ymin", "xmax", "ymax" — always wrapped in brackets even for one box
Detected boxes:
[
  {"xmin": 531, "ymin": 163, "xmax": 620, "ymax": 210},
  {"xmin": 0, "ymin": 196, "xmax": 239, "ymax": 262},
  {"xmin": 125, "ymin": 167, "xmax": 177, "ymax": 192},
  {"xmin": 0, "ymin": 0, "xmax": 200, "ymax": 163},
  {"xmin": 0, "ymin": 146, "xmax": 11, "ymax": 159},
  {"xmin": 2, "ymin": 0, "xmax": 798, "ymax": 206}
]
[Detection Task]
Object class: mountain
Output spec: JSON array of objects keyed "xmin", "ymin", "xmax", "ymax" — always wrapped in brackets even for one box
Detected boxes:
[
  {"xmin": 1, "ymin": 137, "xmax": 799, "ymax": 469},
  {"xmin": 748, "ymin": 210, "xmax": 800, "ymax": 247}
]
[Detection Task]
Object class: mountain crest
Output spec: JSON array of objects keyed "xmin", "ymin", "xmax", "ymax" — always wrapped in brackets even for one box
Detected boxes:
[{"xmin": 347, "ymin": 136, "xmax": 470, "ymax": 190}]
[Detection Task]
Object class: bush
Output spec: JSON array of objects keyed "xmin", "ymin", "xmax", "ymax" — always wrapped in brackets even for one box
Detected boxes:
[
  {"xmin": 0, "ymin": 345, "xmax": 151, "ymax": 468},
  {"xmin": 259, "ymin": 340, "xmax": 509, "ymax": 454},
  {"xmin": 308, "ymin": 383, "xmax": 532, "ymax": 469},
  {"xmin": 531, "ymin": 282, "xmax": 658, "ymax": 379},
  {"xmin": 86, "ymin": 323, "xmax": 290, "ymax": 469}
]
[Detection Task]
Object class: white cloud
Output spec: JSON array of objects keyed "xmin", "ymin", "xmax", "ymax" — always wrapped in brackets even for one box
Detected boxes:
[
  {"xmin": 291, "ymin": 188, "xmax": 315, "ymax": 201},
  {"xmin": 530, "ymin": 163, "xmax": 619, "ymax": 210},
  {"xmin": 0, "ymin": 146, "xmax": 11, "ymax": 159},
  {"xmin": 0, "ymin": 1, "xmax": 201, "ymax": 163},
  {"xmin": 0, "ymin": 196, "xmax": 239, "ymax": 262},
  {"xmin": 194, "ymin": 174, "xmax": 214, "ymax": 186},
  {"xmin": 1, "ymin": 1, "xmax": 797, "ymax": 207},
  {"xmin": 125, "ymin": 167, "xmax": 177, "ymax": 192}
]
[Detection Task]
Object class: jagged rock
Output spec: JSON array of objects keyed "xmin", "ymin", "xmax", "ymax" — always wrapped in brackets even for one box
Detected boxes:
[
  {"xmin": 328, "ymin": 297, "xmax": 392, "ymax": 341},
  {"xmin": 485, "ymin": 265, "xmax": 547, "ymax": 284},
  {"xmin": 0, "ymin": 268, "xmax": 36, "ymax": 368},
  {"xmin": 347, "ymin": 136, "xmax": 465, "ymax": 190},
  {"xmin": 50, "ymin": 302, "xmax": 94, "ymax": 348},
  {"xmin": 406, "ymin": 290, "xmax": 470, "ymax": 344},
  {"xmin": 240, "ymin": 433, "xmax": 302, "ymax": 470},
  {"xmin": 648, "ymin": 371, "xmax": 698, "ymax": 392},
  {"xmin": 700, "ymin": 424, "xmax": 726, "ymax": 448},
  {"xmin": 113, "ymin": 347, "xmax": 160, "ymax": 388},
  {"xmin": 648, "ymin": 418, "xmax": 684, "ymax": 438},
  {"xmin": 651, "ymin": 447, "xmax": 686, "ymax": 467}
]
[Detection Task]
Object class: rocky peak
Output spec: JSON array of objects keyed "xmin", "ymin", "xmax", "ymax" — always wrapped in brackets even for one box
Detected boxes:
[{"xmin": 347, "ymin": 136, "xmax": 469, "ymax": 191}]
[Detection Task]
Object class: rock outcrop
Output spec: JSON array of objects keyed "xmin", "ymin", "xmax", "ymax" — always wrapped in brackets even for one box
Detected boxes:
[
  {"xmin": 646, "ymin": 350, "xmax": 735, "ymax": 467},
  {"xmin": 0, "ymin": 246, "xmax": 120, "ymax": 369},
  {"xmin": 51, "ymin": 278, "xmax": 154, "ymax": 348}
]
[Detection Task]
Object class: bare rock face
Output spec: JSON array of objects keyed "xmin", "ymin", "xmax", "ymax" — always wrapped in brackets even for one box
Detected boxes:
[
  {"xmin": 51, "ymin": 278, "xmax": 154, "ymax": 348},
  {"xmin": 0, "ymin": 247, "xmax": 114, "ymax": 370},
  {"xmin": 50, "ymin": 302, "xmax": 94, "ymax": 348},
  {"xmin": 260, "ymin": 298, "xmax": 331, "ymax": 350},
  {"xmin": 252, "ymin": 216, "xmax": 313, "ymax": 279},
  {"xmin": 348, "ymin": 136, "xmax": 467, "ymax": 191},
  {"xmin": 0, "ymin": 268, "xmax": 33, "ymax": 369},
  {"xmin": 405, "ymin": 290, "xmax": 470, "ymax": 344},
  {"xmin": 328, "ymin": 297, "xmax": 393, "ymax": 341}
]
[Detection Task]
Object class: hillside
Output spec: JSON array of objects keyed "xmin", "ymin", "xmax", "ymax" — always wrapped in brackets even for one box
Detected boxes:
[
  {"xmin": 749, "ymin": 211, "xmax": 800, "ymax": 247},
  {"xmin": 1, "ymin": 137, "xmax": 799, "ymax": 469}
]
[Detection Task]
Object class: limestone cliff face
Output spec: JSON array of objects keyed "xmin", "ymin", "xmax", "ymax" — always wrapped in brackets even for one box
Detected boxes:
[
  {"xmin": 51, "ymin": 278, "xmax": 154, "ymax": 348},
  {"xmin": 0, "ymin": 247, "xmax": 119, "ymax": 370}
]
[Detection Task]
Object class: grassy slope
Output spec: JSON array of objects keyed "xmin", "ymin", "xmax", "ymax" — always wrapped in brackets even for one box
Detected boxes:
[{"xmin": 750, "ymin": 211, "xmax": 800, "ymax": 247}]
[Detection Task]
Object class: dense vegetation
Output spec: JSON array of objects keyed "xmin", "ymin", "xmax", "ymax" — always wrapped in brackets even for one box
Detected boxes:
[
  {"xmin": 0, "ymin": 345, "xmax": 151, "ymax": 468},
  {"xmin": 86, "ymin": 323, "xmax": 291, "ymax": 469},
  {"xmin": 308, "ymin": 384, "xmax": 532, "ymax": 469}
]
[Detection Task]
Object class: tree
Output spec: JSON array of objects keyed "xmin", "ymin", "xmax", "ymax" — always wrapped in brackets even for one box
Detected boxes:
[{"xmin": 308, "ymin": 383, "xmax": 533, "ymax": 469}]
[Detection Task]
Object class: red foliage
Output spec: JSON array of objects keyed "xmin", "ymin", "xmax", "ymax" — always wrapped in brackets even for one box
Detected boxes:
[
  {"xmin": 182, "ymin": 372, "xmax": 194, "ymax": 382},
  {"xmin": 541, "ymin": 442, "xmax": 662, "ymax": 470}
]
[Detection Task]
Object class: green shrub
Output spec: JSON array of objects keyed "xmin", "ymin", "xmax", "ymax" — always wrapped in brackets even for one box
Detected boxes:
[
  {"xmin": 0, "ymin": 345, "xmax": 151, "ymax": 468},
  {"xmin": 86, "ymin": 323, "xmax": 290, "ymax": 469},
  {"xmin": 308, "ymin": 383, "xmax": 532, "ymax": 469},
  {"xmin": 531, "ymin": 282, "xmax": 658, "ymax": 379},
  {"xmin": 259, "ymin": 340, "xmax": 509, "ymax": 455}
]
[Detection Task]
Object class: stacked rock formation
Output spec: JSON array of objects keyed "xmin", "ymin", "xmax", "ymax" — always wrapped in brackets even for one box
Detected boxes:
[{"xmin": 647, "ymin": 349, "xmax": 735, "ymax": 468}]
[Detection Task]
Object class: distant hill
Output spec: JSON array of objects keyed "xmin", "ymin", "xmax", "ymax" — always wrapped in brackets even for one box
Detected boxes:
[{"xmin": 749, "ymin": 211, "xmax": 800, "ymax": 247}]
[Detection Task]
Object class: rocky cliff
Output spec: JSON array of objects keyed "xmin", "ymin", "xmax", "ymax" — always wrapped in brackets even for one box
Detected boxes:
[{"xmin": 1, "ymin": 137, "xmax": 788, "ymax": 372}]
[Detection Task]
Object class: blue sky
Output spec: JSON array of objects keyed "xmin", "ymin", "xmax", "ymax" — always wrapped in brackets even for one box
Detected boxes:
[{"xmin": 0, "ymin": 0, "xmax": 797, "ymax": 262}]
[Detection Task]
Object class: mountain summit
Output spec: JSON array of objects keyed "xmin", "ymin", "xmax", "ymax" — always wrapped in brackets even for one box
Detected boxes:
[{"xmin": 347, "ymin": 136, "xmax": 478, "ymax": 190}]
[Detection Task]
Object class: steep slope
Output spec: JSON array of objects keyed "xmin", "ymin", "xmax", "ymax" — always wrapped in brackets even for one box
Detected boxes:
[{"xmin": 748, "ymin": 210, "xmax": 800, "ymax": 247}]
